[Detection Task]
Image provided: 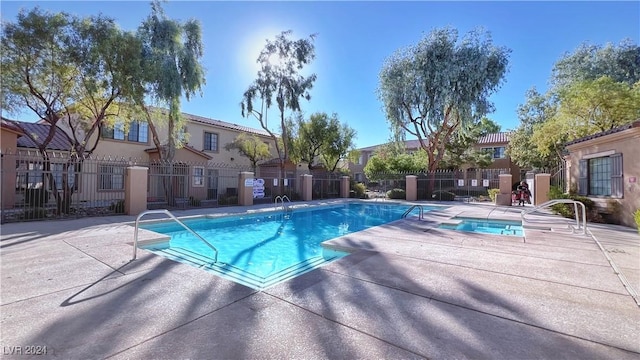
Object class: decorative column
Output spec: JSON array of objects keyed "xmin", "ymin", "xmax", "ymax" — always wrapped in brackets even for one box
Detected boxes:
[
  {"xmin": 495, "ymin": 173, "xmax": 513, "ymax": 206},
  {"xmin": 125, "ymin": 166, "xmax": 148, "ymax": 215},
  {"xmin": 534, "ymin": 173, "xmax": 551, "ymax": 206},
  {"xmin": 340, "ymin": 176, "xmax": 350, "ymax": 198},
  {"xmin": 405, "ymin": 175, "xmax": 417, "ymax": 201},
  {"xmin": 238, "ymin": 172, "xmax": 254, "ymax": 206},
  {"xmin": 300, "ymin": 174, "xmax": 313, "ymax": 201}
]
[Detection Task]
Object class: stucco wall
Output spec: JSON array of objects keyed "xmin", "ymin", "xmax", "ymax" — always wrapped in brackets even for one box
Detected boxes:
[
  {"xmin": 566, "ymin": 127, "xmax": 640, "ymax": 229},
  {"xmin": 1, "ymin": 128, "xmax": 20, "ymax": 209}
]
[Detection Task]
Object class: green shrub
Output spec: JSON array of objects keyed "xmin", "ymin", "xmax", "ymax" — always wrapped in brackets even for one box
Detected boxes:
[
  {"xmin": 431, "ymin": 190, "xmax": 456, "ymax": 201},
  {"xmin": 386, "ymin": 188, "xmax": 406, "ymax": 199},
  {"xmin": 547, "ymin": 186, "xmax": 602, "ymax": 223},
  {"xmin": 635, "ymin": 209, "xmax": 640, "ymax": 234},
  {"xmin": 109, "ymin": 200, "xmax": 125, "ymax": 214},
  {"xmin": 353, "ymin": 183, "xmax": 366, "ymax": 198},
  {"xmin": 488, "ymin": 188, "xmax": 500, "ymax": 202}
]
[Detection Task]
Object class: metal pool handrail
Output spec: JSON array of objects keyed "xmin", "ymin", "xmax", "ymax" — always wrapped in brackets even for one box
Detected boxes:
[
  {"xmin": 521, "ymin": 199, "xmax": 587, "ymax": 235},
  {"xmin": 132, "ymin": 209, "xmax": 219, "ymax": 262},
  {"xmin": 402, "ymin": 205, "xmax": 424, "ymax": 220},
  {"xmin": 274, "ymin": 195, "xmax": 291, "ymax": 211}
]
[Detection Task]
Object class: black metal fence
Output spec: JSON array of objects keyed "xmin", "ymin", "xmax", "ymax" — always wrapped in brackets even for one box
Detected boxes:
[
  {"xmin": 1, "ymin": 151, "xmax": 128, "ymax": 223},
  {"xmin": 363, "ymin": 168, "xmax": 510, "ymax": 201}
]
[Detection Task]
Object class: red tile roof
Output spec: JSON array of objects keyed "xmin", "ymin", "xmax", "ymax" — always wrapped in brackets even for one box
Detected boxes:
[
  {"xmin": 565, "ymin": 120, "xmax": 640, "ymax": 146},
  {"xmin": 478, "ymin": 132, "xmax": 510, "ymax": 144},
  {"xmin": 357, "ymin": 132, "xmax": 510, "ymax": 152}
]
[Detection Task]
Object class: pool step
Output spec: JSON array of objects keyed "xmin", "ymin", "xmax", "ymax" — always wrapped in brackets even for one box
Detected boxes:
[{"xmin": 148, "ymin": 247, "xmax": 342, "ymax": 290}]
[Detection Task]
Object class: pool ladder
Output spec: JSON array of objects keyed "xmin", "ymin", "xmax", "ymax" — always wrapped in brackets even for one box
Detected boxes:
[
  {"xmin": 132, "ymin": 209, "xmax": 219, "ymax": 263},
  {"xmin": 402, "ymin": 205, "xmax": 424, "ymax": 220},
  {"xmin": 274, "ymin": 195, "xmax": 291, "ymax": 213}
]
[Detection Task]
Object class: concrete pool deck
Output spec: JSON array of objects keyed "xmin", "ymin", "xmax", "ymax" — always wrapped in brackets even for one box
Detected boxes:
[{"xmin": 1, "ymin": 200, "xmax": 639, "ymax": 359}]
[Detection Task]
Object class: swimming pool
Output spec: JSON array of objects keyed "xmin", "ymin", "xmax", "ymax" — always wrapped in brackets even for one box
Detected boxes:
[
  {"xmin": 438, "ymin": 217, "xmax": 524, "ymax": 236},
  {"xmin": 140, "ymin": 203, "xmax": 439, "ymax": 290}
]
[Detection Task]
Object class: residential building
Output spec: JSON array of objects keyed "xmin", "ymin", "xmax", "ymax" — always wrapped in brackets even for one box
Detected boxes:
[
  {"xmin": 564, "ymin": 120, "xmax": 640, "ymax": 228},
  {"xmin": 349, "ymin": 132, "xmax": 520, "ymax": 183},
  {"xmin": 1, "ymin": 112, "xmax": 278, "ymax": 213}
]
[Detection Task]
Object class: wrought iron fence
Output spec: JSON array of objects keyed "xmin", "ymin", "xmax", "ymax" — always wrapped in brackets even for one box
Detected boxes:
[
  {"xmin": 1, "ymin": 151, "xmax": 128, "ymax": 223},
  {"xmin": 144, "ymin": 161, "xmax": 253, "ymax": 209},
  {"xmin": 364, "ymin": 168, "xmax": 510, "ymax": 201},
  {"xmin": 310, "ymin": 170, "xmax": 343, "ymax": 200}
]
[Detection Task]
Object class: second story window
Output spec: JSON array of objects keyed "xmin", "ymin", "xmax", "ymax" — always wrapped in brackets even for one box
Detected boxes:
[
  {"xmin": 102, "ymin": 121, "xmax": 148, "ymax": 143},
  {"xmin": 127, "ymin": 121, "xmax": 149, "ymax": 143},
  {"xmin": 482, "ymin": 146, "xmax": 506, "ymax": 159},
  {"xmin": 204, "ymin": 132, "xmax": 218, "ymax": 152}
]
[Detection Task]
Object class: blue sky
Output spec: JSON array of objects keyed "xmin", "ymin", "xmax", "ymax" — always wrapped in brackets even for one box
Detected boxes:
[{"xmin": 1, "ymin": 1, "xmax": 639, "ymax": 148}]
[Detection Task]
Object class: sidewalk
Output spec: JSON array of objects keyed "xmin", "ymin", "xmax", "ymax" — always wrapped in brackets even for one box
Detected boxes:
[{"xmin": 1, "ymin": 202, "xmax": 639, "ymax": 359}]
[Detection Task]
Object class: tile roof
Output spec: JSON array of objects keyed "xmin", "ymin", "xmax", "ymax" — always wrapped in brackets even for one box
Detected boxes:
[
  {"xmin": 565, "ymin": 120, "xmax": 640, "ymax": 146},
  {"xmin": 181, "ymin": 111, "xmax": 273, "ymax": 137},
  {"xmin": 357, "ymin": 132, "xmax": 510, "ymax": 152},
  {"xmin": 2, "ymin": 118, "xmax": 72, "ymax": 151},
  {"xmin": 477, "ymin": 132, "xmax": 510, "ymax": 144},
  {"xmin": 144, "ymin": 144, "xmax": 212, "ymax": 160}
]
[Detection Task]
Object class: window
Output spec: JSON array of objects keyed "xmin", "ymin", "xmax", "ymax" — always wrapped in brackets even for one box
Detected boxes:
[
  {"xmin": 99, "ymin": 165, "xmax": 125, "ymax": 190},
  {"xmin": 103, "ymin": 121, "xmax": 147, "ymax": 143},
  {"xmin": 204, "ymin": 132, "xmax": 218, "ymax": 152},
  {"xmin": 15, "ymin": 161, "xmax": 79, "ymax": 191},
  {"xmin": 127, "ymin": 121, "xmax": 149, "ymax": 143},
  {"xmin": 578, "ymin": 154, "xmax": 623, "ymax": 198},
  {"xmin": 588, "ymin": 157, "xmax": 611, "ymax": 195},
  {"xmin": 481, "ymin": 147, "xmax": 506, "ymax": 159},
  {"xmin": 193, "ymin": 166, "xmax": 204, "ymax": 187},
  {"xmin": 51, "ymin": 163, "xmax": 79, "ymax": 191},
  {"xmin": 355, "ymin": 173, "xmax": 362, "ymax": 182}
]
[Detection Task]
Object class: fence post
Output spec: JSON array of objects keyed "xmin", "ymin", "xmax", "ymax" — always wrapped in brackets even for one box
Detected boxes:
[
  {"xmin": 300, "ymin": 174, "xmax": 313, "ymax": 201},
  {"xmin": 340, "ymin": 176, "xmax": 350, "ymax": 198},
  {"xmin": 406, "ymin": 175, "xmax": 417, "ymax": 201},
  {"xmin": 125, "ymin": 166, "xmax": 148, "ymax": 215},
  {"xmin": 238, "ymin": 172, "xmax": 255, "ymax": 206},
  {"xmin": 534, "ymin": 173, "xmax": 550, "ymax": 206},
  {"xmin": 495, "ymin": 174, "xmax": 513, "ymax": 206}
]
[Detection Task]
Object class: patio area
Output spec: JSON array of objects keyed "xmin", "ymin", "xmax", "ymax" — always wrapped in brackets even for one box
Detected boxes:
[{"xmin": 1, "ymin": 200, "xmax": 639, "ymax": 359}]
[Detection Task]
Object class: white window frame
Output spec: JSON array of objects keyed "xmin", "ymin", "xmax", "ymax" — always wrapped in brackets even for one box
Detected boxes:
[{"xmin": 193, "ymin": 166, "xmax": 205, "ymax": 187}]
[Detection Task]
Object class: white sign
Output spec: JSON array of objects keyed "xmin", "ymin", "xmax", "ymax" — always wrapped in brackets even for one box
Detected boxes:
[
  {"xmin": 253, "ymin": 178, "xmax": 265, "ymax": 198},
  {"xmin": 471, "ymin": 179, "xmax": 478, "ymax": 187},
  {"xmin": 483, "ymin": 179, "xmax": 490, "ymax": 187},
  {"xmin": 244, "ymin": 178, "xmax": 254, "ymax": 187},
  {"xmin": 284, "ymin": 179, "xmax": 288, "ymax": 186},
  {"xmin": 273, "ymin": 178, "xmax": 278, "ymax": 186},
  {"xmin": 457, "ymin": 179, "xmax": 464, "ymax": 187}
]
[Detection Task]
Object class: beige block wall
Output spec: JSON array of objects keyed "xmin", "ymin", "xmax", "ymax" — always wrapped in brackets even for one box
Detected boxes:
[
  {"xmin": 566, "ymin": 127, "xmax": 640, "ymax": 229},
  {"xmin": 1, "ymin": 129, "xmax": 20, "ymax": 209}
]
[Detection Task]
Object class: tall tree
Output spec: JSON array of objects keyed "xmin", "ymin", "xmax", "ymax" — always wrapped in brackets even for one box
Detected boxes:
[
  {"xmin": 378, "ymin": 27, "xmax": 510, "ymax": 175},
  {"xmin": 507, "ymin": 88, "xmax": 558, "ymax": 169},
  {"xmin": 137, "ymin": 0, "xmax": 205, "ymax": 162},
  {"xmin": 224, "ymin": 133, "xmax": 272, "ymax": 173},
  {"xmin": 241, "ymin": 30, "xmax": 317, "ymax": 192},
  {"xmin": 289, "ymin": 112, "xmax": 356, "ymax": 171},
  {"xmin": 440, "ymin": 117, "xmax": 500, "ymax": 169},
  {"xmin": 531, "ymin": 77, "xmax": 640, "ymax": 161},
  {"xmin": 552, "ymin": 39, "xmax": 640, "ymax": 89},
  {"xmin": 1, "ymin": 8, "xmax": 142, "ymax": 213}
]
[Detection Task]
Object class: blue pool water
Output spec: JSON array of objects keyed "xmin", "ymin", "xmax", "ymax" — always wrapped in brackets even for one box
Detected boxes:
[
  {"xmin": 140, "ymin": 203, "xmax": 438, "ymax": 289},
  {"xmin": 439, "ymin": 217, "xmax": 524, "ymax": 236}
]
